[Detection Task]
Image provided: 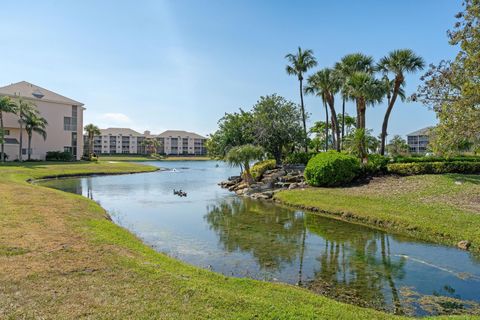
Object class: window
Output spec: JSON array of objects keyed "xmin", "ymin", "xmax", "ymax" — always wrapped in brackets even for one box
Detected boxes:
[
  {"xmin": 64, "ymin": 146, "xmax": 73, "ymax": 154},
  {"xmin": 3, "ymin": 129, "xmax": 10, "ymax": 136}
]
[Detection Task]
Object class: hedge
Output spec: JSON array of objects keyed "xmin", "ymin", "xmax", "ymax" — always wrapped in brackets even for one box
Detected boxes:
[
  {"xmin": 387, "ymin": 161, "xmax": 480, "ymax": 175},
  {"xmin": 46, "ymin": 151, "xmax": 74, "ymax": 161},
  {"xmin": 304, "ymin": 151, "xmax": 360, "ymax": 187},
  {"xmin": 393, "ymin": 156, "xmax": 480, "ymax": 163},
  {"xmin": 251, "ymin": 159, "xmax": 276, "ymax": 180}
]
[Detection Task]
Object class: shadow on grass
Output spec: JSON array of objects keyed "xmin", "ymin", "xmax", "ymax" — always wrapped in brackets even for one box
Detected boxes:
[{"xmin": 445, "ymin": 173, "xmax": 480, "ymax": 185}]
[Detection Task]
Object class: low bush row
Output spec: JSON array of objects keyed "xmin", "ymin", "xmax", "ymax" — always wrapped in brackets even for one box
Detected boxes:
[
  {"xmin": 393, "ymin": 155, "xmax": 480, "ymax": 163},
  {"xmin": 46, "ymin": 151, "xmax": 74, "ymax": 161},
  {"xmin": 283, "ymin": 152, "xmax": 317, "ymax": 165},
  {"xmin": 387, "ymin": 161, "xmax": 480, "ymax": 175},
  {"xmin": 251, "ymin": 159, "xmax": 276, "ymax": 180}
]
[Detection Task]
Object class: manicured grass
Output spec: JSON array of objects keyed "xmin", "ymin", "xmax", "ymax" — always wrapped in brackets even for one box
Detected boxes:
[
  {"xmin": 0, "ymin": 162, "xmax": 400, "ymax": 319},
  {"xmin": 98, "ymin": 154, "xmax": 212, "ymax": 162},
  {"xmin": 275, "ymin": 174, "xmax": 480, "ymax": 253}
]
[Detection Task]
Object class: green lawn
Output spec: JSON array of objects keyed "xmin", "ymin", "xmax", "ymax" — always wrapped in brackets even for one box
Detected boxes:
[{"xmin": 275, "ymin": 174, "xmax": 480, "ymax": 253}]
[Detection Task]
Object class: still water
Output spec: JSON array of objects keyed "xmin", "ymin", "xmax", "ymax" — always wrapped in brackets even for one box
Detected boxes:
[{"xmin": 38, "ymin": 161, "xmax": 480, "ymax": 316}]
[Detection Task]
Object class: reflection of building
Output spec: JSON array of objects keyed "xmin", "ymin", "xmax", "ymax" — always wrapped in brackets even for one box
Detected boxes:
[
  {"xmin": 84, "ymin": 128, "xmax": 207, "ymax": 155},
  {"xmin": 0, "ymin": 81, "xmax": 84, "ymax": 160},
  {"xmin": 407, "ymin": 127, "xmax": 432, "ymax": 154}
]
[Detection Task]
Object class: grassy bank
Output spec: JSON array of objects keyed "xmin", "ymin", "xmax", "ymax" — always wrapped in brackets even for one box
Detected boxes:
[
  {"xmin": 0, "ymin": 161, "xmax": 401, "ymax": 319},
  {"xmin": 99, "ymin": 155, "xmax": 211, "ymax": 162},
  {"xmin": 275, "ymin": 174, "xmax": 480, "ymax": 253}
]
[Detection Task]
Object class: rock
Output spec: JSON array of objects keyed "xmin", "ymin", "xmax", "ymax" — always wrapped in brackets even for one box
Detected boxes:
[
  {"xmin": 457, "ymin": 240, "xmax": 471, "ymax": 250},
  {"xmin": 454, "ymin": 181, "xmax": 463, "ymax": 185},
  {"xmin": 288, "ymin": 183, "xmax": 299, "ymax": 190},
  {"xmin": 235, "ymin": 188, "xmax": 247, "ymax": 195}
]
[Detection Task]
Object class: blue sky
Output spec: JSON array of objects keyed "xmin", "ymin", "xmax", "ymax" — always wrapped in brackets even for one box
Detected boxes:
[{"xmin": 0, "ymin": 0, "xmax": 461, "ymax": 138}]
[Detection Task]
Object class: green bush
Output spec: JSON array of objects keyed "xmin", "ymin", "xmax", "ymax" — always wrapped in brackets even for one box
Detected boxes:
[
  {"xmin": 46, "ymin": 151, "xmax": 74, "ymax": 161},
  {"xmin": 362, "ymin": 154, "xmax": 389, "ymax": 176},
  {"xmin": 304, "ymin": 151, "xmax": 360, "ymax": 187},
  {"xmin": 393, "ymin": 155, "xmax": 480, "ymax": 163},
  {"xmin": 284, "ymin": 152, "xmax": 317, "ymax": 165},
  {"xmin": 251, "ymin": 159, "xmax": 276, "ymax": 180},
  {"xmin": 387, "ymin": 161, "xmax": 480, "ymax": 175}
]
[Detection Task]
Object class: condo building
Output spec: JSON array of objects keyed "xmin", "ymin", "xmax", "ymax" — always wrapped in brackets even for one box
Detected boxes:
[
  {"xmin": 85, "ymin": 128, "xmax": 207, "ymax": 156},
  {"xmin": 0, "ymin": 81, "xmax": 84, "ymax": 160},
  {"xmin": 407, "ymin": 127, "xmax": 432, "ymax": 154}
]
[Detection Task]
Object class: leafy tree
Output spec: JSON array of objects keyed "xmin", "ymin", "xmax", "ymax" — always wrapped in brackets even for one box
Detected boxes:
[
  {"xmin": 415, "ymin": 0, "xmax": 480, "ymax": 155},
  {"xmin": 334, "ymin": 53, "xmax": 374, "ymax": 148},
  {"xmin": 305, "ymin": 68, "xmax": 341, "ymax": 151},
  {"xmin": 0, "ymin": 96, "xmax": 17, "ymax": 162},
  {"xmin": 15, "ymin": 99, "xmax": 37, "ymax": 162},
  {"xmin": 225, "ymin": 144, "xmax": 264, "ymax": 184},
  {"xmin": 285, "ymin": 47, "xmax": 317, "ymax": 152},
  {"xmin": 206, "ymin": 110, "xmax": 254, "ymax": 158},
  {"xmin": 344, "ymin": 73, "xmax": 385, "ymax": 160},
  {"xmin": 84, "ymin": 124, "xmax": 101, "ymax": 157},
  {"xmin": 309, "ymin": 121, "xmax": 333, "ymax": 152},
  {"xmin": 377, "ymin": 49, "xmax": 425, "ymax": 155},
  {"xmin": 24, "ymin": 111, "xmax": 48, "ymax": 160},
  {"xmin": 386, "ymin": 135, "xmax": 410, "ymax": 157},
  {"xmin": 141, "ymin": 138, "xmax": 160, "ymax": 154},
  {"xmin": 251, "ymin": 94, "xmax": 304, "ymax": 165}
]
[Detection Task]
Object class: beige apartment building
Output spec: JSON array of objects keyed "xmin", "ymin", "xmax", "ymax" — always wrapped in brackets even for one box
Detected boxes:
[
  {"xmin": 86, "ymin": 128, "xmax": 207, "ymax": 155},
  {"xmin": 0, "ymin": 81, "xmax": 84, "ymax": 160}
]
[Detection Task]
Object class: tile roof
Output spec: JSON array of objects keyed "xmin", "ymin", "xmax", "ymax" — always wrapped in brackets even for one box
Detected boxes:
[
  {"xmin": 156, "ymin": 130, "xmax": 206, "ymax": 139},
  {"xmin": 0, "ymin": 81, "xmax": 84, "ymax": 106},
  {"xmin": 99, "ymin": 128, "xmax": 144, "ymax": 136},
  {"xmin": 406, "ymin": 127, "xmax": 433, "ymax": 136}
]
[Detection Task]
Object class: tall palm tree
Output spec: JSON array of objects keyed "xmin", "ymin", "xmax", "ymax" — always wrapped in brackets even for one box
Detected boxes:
[
  {"xmin": 24, "ymin": 111, "xmax": 48, "ymax": 160},
  {"xmin": 334, "ymin": 53, "xmax": 374, "ymax": 148},
  {"xmin": 345, "ymin": 72, "xmax": 385, "ymax": 160},
  {"xmin": 285, "ymin": 47, "xmax": 317, "ymax": 152},
  {"xmin": 84, "ymin": 124, "xmax": 101, "ymax": 156},
  {"xmin": 377, "ymin": 49, "xmax": 425, "ymax": 155},
  {"xmin": 15, "ymin": 98, "xmax": 37, "ymax": 162},
  {"xmin": 0, "ymin": 96, "xmax": 17, "ymax": 162},
  {"xmin": 305, "ymin": 69, "xmax": 341, "ymax": 151}
]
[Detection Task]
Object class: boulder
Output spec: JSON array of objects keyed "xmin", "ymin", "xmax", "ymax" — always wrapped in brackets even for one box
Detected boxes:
[{"xmin": 288, "ymin": 183, "xmax": 299, "ymax": 190}]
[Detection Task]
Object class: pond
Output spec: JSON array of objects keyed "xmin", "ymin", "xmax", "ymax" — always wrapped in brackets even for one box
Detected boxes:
[{"xmin": 38, "ymin": 160, "xmax": 480, "ymax": 316}]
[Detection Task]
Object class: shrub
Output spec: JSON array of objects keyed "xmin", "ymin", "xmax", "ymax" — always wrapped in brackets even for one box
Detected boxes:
[
  {"xmin": 0, "ymin": 152, "xmax": 8, "ymax": 160},
  {"xmin": 304, "ymin": 151, "xmax": 360, "ymax": 187},
  {"xmin": 392, "ymin": 155, "xmax": 480, "ymax": 163},
  {"xmin": 362, "ymin": 154, "xmax": 389, "ymax": 176},
  {"xmin": 46, "ymin": 151, "xmax": 74, "ymax": 161},
  {"xmin": 81, "ymin": 154, "xmax": 98, "ymax": 161},
  {"xmin": 387, "ymin": 161, "xmax": 480, "ymax": 175},
  {"xmin": 284, "ymin": 152, "xmax": 317, "ymax": 165},
  {"xmin": 251, "ymin": 159, "xmax": 276, "ymax": 180}
]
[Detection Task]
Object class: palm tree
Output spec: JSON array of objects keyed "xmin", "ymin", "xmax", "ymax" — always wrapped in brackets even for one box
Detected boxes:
[
  {"xmin": 285, "ymin": 47, "xmax": 317, "ymax": 152},
  {"xmin": 334, "ymin": 53, "xmax": 374, "ymax": 148},
  {"xmin": 84, "ymin": 124, "xmax": 101, "ymax": 157},
  {"xmin": 24, "ymin": 111, "xmax": 48, "ymax": 160},
  {"xmin": 225, "ymin": 144, "xmax": 264, "ymax": 185},
  {"xmin": 345, "ymin": 72, "xmax": 385, "ymax": 160},
  {"xmin": 15, "ymin": 98, "xmax": 37, "ymax": 162},
  {"xmin": 0, "ymin": 96, "xmax": 17, "ymax": 162},
  {"xmin": 305, "ymin": 68, "xmax": 341, "ymax": 151},
  {"xmin": 377, "ymin": 49, "xmax": 425, "ymax": 155},
  {"xmin": 141, "ymin": 138, "xmax": 160, "ymax": 154}
]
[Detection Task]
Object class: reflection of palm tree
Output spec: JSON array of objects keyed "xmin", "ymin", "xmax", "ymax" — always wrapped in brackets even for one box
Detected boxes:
[
  {"xmin": 204, "ymin": 197, "xmax": 306, "ymax": 271},
  {"xmin": 297, "ymin": 216, "xmax": 307, "ymax": 286},
  {"xmin": 306, "ymin": 214, "xmax": 407, "ymax": 313}
]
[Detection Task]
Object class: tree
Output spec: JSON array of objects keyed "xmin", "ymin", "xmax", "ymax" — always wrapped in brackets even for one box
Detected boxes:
[
  {"xmin": 344, "ymin": 72, "xmax": 385, "ymax": 160},
  {"xmin": 84, "ymin": 124, "xmax": 101, "ymax": 157},
  {"xmin": 305, "ymin": 68, "xmax": 341, "ymax": 151},
  {"xmin": 377, "ymin": 49, "xmax": 425, "ymax": 155},
  {"xmin": 225, "ymin": 144, "xmax": 264, "ymax": 184},
  {"xmin": 141, "ymin": 138, "xmax": 160, "ymax": 154},
  {"xmin": 15, "ymin": 99, "xmax": 37, "ymax": 162},
  {"xmin": 337, "ymin": 113, "xmax": 356, "ymax": 135},
  {"xmin": 415, "ymin": 0, "xmax": 480, "ymax": 155},
  {"xmin": 334, "ymin": 53, "xmax": 374, "ymax": 148},
  {"xmin": 285, "ymin": 47, "xmax": 317, "ymax": 152},
  {"xmin": 24, "ymin": 111, "xmax": 48, "ymax": 160},
  {"xmin": 251, "ymin": 94, "xmax": 304, "ymax": 165},
  {"xmin": 386, "ymin": 135, "xmax": 410, "ymax": 156},
  {"xmin": 206, "ymin": 110, "xmax": 254, "ymax": 159},
  {"xmin": 0, "ymin": 96, "xmax": 17, "ymax": 162},
  {"xmin": 309, "ymin": 121, "xmax": 332, "ymax": 152}
]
